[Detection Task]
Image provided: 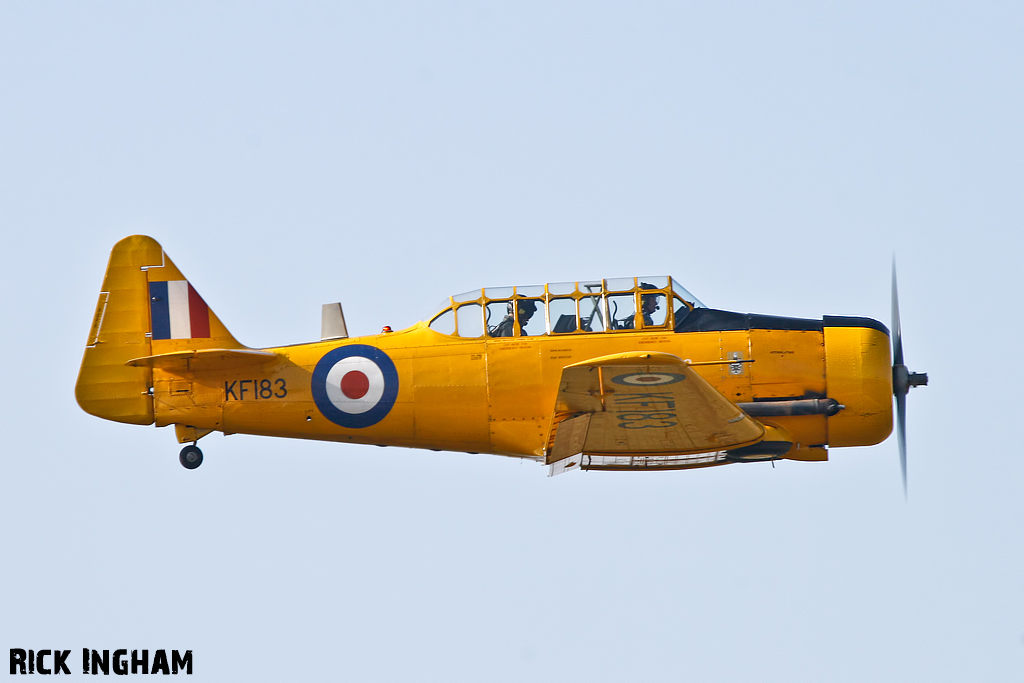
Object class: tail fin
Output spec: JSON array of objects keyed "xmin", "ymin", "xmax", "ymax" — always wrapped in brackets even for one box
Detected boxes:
[{"xmin": 75, "ymin": 235, "xmax": 243, "ymax": 425}]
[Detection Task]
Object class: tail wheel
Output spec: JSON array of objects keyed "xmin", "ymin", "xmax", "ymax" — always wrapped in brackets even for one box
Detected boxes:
[{"xmin": 179, "ymin": 445, "xmax": 203, "ymax": 470}]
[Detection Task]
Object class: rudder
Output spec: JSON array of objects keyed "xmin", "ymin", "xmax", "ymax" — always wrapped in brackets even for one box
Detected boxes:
[{"xmin": 75, "ymin": 235, "xmax": 243, "ymax": 425}]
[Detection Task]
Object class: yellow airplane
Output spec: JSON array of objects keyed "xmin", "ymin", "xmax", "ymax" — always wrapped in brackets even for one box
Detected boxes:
[{"xmin": 76, "ymin": 236, "xmax": 928, "ymax": 484}]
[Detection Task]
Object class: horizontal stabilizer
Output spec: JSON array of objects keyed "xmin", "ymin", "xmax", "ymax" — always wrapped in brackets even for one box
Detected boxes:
[{"xmin": 125, "ymin": 348, "xmax": 279, "ymax": 372}]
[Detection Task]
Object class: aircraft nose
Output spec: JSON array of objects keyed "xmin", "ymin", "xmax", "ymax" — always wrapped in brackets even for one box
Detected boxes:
[{"xmin": 823, "ymin": 317, "xmax": 894, "ymax": 448}]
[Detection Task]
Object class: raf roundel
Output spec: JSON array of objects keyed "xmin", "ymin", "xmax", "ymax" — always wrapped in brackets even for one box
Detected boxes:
[
  {"xmin": 311, "ymin": 345, "xmax": 399, "ymax": 428},
  {"xmin": 611, "ymin": 372, "xmax": 686, "ymax": 387}
]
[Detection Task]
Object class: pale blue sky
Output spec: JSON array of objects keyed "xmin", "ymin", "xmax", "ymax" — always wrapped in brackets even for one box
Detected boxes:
[{"xmin": 2, "ymin": 3, "xmax": 1022, "ymax": 680}]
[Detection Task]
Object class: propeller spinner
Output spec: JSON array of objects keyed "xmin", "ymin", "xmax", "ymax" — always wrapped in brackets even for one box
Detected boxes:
[{"xmin": 891, "ymin": 260, "xmax": 928, "ymax": 497}]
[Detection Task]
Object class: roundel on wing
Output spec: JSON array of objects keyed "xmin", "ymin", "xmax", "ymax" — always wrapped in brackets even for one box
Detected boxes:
[
  {"xmin": 611, "ymin": 372, "xmax": 686, "ymax": 386},
  {"xmin": 311, "ymin": 345, "xmax": 399, "ymax": 428}
]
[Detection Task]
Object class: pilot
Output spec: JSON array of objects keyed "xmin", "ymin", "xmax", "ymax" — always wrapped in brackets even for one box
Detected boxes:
[
  {"xmin": 618, "ymin": 283, "xmax": 661, "ymax": 329},
  {"xmin": 491, "ymin": 300, "xmax": 538, "ymax": 337}
]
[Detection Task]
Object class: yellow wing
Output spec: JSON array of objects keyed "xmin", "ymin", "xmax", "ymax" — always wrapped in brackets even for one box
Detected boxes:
[{"xmin": 546, "ymin": 352, "xmax": 770, "ymax": 474}]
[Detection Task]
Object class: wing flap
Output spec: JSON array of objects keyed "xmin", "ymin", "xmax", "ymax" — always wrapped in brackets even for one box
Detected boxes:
[
  {"xmin": 573, "ymin": 452, "xmax": 730, "ymax": 471},
  {"xmin": 549, "ymin": 413, "xmax": 591, "ymax": 462}
]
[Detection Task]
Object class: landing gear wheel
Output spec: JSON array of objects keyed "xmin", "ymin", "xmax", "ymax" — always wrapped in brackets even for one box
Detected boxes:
[{"xmin": 179, "ymin": 445, "xmax": 203, "ymax": 469}]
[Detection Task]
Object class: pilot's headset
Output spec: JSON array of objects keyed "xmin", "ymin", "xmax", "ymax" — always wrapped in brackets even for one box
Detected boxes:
[{"xmin": 511, "ymin": 299, "xmax": 538, "ymax": 318}]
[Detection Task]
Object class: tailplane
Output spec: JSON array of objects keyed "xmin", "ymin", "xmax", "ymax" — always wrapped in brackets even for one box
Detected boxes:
[{"xmin": 75, "ymin": 235, "xmax": 244, "ymax": 425}]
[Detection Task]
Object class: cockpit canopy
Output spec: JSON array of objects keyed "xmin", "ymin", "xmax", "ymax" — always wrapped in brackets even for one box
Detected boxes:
[{"xmin": 426, "ymin": 277, "xmax": 705, "ymax": 338}]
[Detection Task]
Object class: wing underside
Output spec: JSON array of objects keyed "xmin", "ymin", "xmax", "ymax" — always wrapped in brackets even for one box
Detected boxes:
[{"xmin": 546, "ymin": 352, "xmax": 768, "ymax": 474}]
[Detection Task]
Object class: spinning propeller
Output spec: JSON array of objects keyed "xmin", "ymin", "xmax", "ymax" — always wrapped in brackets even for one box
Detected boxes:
[{"xmin": 891, "ymin": 260, "xmax": 928, "ymax": 497}]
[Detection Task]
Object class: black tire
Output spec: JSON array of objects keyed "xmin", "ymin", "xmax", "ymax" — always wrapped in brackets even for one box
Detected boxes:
[{"xmin": 179, "ymin": 445, "xmax": 203, "ymax": 469}]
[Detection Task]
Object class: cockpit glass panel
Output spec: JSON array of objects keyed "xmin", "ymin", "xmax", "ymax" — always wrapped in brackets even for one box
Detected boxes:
[
  {"xmin": 456, "ymin": 303, "xmax": 483, "ymax": 338},
  {"xmin": 578, "ymin": 281, "xmax": 603, "ymax": 295},
  {"xmin": 429, "ymin": 308, "xmax": 456, "ymax": 335},
  {"xmin": 578, "ymin": 295, "xmax": 605, "ymax": 332},
  {"xmin": 515, "ymin": 284, "xmax": 545, "ymax": 297},
  {"xmin": 547, "ymin": 281, "xmax": 576, "ymax": 296},
  {"xmin": 453, "ymin": 289, "xmax": 482, "ymax": 303},
  {"xmin": 671, "ymin": 278, "xmax": 705, "ymax": 308},
  {"xmin": 604, "ymin": 277, "xmax": 635, "ymax": 292},
  {"xmin": 487, "ymin": 299, "xmax": 546, "ymax": 337},
  {"xmin": 673, "ymin": 294, "xmax": 692, "ymax": 327},
  {"xmin": 428, "ymin": 298, "xmax": 452, "ymax": 318},
  {"xmin": 486, "ymin": 301, "xmax": 511, "ymax": 337},
  {"xmin": 643, "ymin": 292, "xmax": 668, "ymax": 327},
  {"xmin": 608, "ymin": 293, "xmax": 637, "ymax": 331},
  {"xmin": 639, "ymin": 276, "xmax": 669, "ymax": 290},
  {"xmin": 549, "ymin": 298, "xmax": 578, "ymax": 334},
  {"xmin": 485, "ymin": 286, "xmax": 514, "ymax": 299},
  {"xmin": 518, "ymin": 299, "xmax": 544, "ymax": 337}
]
